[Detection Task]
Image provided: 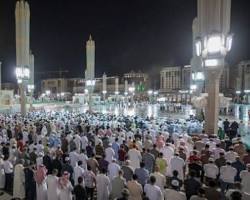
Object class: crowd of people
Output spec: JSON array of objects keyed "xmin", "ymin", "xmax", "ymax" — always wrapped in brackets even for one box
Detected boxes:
[{"xmin": 0, "ymin": 110, "xmax": 249, "ymax": 200}]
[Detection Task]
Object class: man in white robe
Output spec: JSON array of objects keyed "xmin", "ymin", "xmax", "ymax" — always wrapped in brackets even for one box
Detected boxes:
[
  {"xmin": 69, "ymin": 148, "xmax": 79, "ymax": 168},
  {"xmin": 47, "ymin": 169, "xmax": 59, "ymax": 200},
  {"xmin": 13, "ymin": 159, "xmax": 25, "ymax": 199},
  {"xmin": 150, "ymin": 165, "xmax": 166, "ymax": 193},
  {"xmin": 96, "ymin": 169, "xmax": 111, "ymax": 200},
  {"xmin": 128, "ymin": 146, "xmax": 142, "ymax": 170},
  {"xmin": 74, "ymin": 161, "xmax": 85, "ymax": 185},
  {"xmin": 105, "ymin": 144, "xmax": 115, "ymax": 164},
  {"xmin": 108, "ymin": 159, "xmax": 121, "ymax": 180},
  {"xmin": 170, "ymin": 153, "xmax": 185, "ymax": 181}
]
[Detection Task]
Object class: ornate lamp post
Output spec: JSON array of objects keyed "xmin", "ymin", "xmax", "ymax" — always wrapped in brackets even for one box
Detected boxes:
[{"xmin": 196, "ymin": 0, "xmax": 232, "ymax": 134}]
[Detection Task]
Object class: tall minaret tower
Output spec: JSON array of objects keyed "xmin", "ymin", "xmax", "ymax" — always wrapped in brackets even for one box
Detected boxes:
[
  {"xmin": 86, "ymin": 35, "xmax": 95, "ymax": 80},
  {"xmin": 15, "ymin": 0, "xmax": 30, "ymax": 69},
  {"xmin": 15, "ymin": 0, "xmax": 30, "ymax": 116}
]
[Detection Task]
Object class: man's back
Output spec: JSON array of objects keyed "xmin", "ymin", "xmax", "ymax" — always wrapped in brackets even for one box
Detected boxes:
[
  {"xmin": 144, "ymin": 184, "xmax": 163, "ymax": 200},
  {"xmin": 74, "ymin": 184, "xmax": 87, "ymax": 200},
  {"xmin": 135, "ymin": 167, "xmax": 149, "ymax": 186},
  {"xmin": 164, "ymin": 188, "xmax": 186, "ymax": 200},
  {"xmin": 111, "ymin": 176, "xmax": 126, "ymax": 199},
  {"xmin": 184, "ymin": 177, "xmax": 201, "ymax": 198}
]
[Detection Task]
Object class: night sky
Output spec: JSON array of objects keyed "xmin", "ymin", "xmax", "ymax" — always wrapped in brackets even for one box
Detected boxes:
[{"xmin": 0, "ymin": 0, "xmax": 249, "ymax": 85}]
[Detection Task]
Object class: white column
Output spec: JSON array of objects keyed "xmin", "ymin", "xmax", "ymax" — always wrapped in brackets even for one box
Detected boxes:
[
  {"xmin": 15, "ymin": 0, "xmax": 30, "ymax": 116},
  {"xmin": 125, "ymin": 79, "xmax": 128, "ymax": 94},
  {"xmin": 198, "ymin": 0, "xmax": 231, "ymax": 134},
  {"xmin": 86, "ymin": 35, "xmax": 95, "ymax": 111},
  {"xmin": 102, "ymin": 73, "xmax": 107, "ymax": 92},
  {"xmin": 86, "ymin": 35, "xmax": 95, "ymax": 80},
  {"xmin": 205, "ymin": 69, "xmax": 222, "ymax": 134},
  {"xmin": 115, "ymin": 77, "xmax": 119, "ymax": 93}
]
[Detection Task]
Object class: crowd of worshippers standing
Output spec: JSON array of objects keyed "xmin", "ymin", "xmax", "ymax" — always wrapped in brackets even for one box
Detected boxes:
[{"xmin": 0, "ymin": 111, "xmax": 250, "ymax": 200}]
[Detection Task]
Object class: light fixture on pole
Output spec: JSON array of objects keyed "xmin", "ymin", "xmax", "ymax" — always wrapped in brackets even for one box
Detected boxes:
[{"xmin": 197, "ymin": 0, "xmax": 232, "ymax": 135}]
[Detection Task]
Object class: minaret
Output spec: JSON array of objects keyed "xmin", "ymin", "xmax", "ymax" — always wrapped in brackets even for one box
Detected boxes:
[
  {"xmin": 15, "ymin": 0, "xmax": 30, "ymax": 69},
  {"xmin": 86, "ymin": 35, "xmax": 95, "ymax": 80},
  {"xmin": 15, "ymin": 0, "xmax": 30, "ymax": 116}
]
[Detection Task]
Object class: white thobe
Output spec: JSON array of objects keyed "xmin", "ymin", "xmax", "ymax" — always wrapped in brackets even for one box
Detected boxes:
[
  {"xmin": 74, "ymin": 166, "xmax": 85, "ymax": 185},
  {"xmin": 160, "ymin": 146, "xmax": 174, "ymax": 165},
  {"xmin": 69, "ymin": 151, "xmax": 79, "ymax": 168},
  {"xmin": 220, "ymin": 166, "xmax": 237, "ymax": 183},
  {"xmin": 108, "ymin": 162, "xmax": 120, "ymax": 180},
  {"xmin": 74, "ymin": 135, "xmax": 81, "ymax": 152},
  {"xmin": 212, "ymin": 147, "xmax": 225, "ymax": 160},
  {"xmin": 170, "ymin": 156, "xmax": 185, "ymax": 180},
  {"xmin": 13, "ymin": 164, "xmax": 25, "ymax": 199},
  {"xmin": 81, "ymin": 136, "xmax": 88, "ymax": 150},
  {"xmin": 203, "ymin": 163, "xmax": 219, "ymax": 179},
  {"xmin": 225, "ymin": 151, "xmax": 238, "ymax": 162},
  {"xmin": 105, "ymin": 147, "xmax": 115, "ymax": 163},
  {"xmin": 96, "ymin": 174, "xmax": 111, "ymax": 200},
  {"xmin": 151, "ymin": 172, "xmax": 166, "ymax": 192},
  {"xmin": 128, "ymin": 148, "xmax": 142, "ymax": 170},
  {"xmin": 144, "ymin": 184, "xmax": 163, "ymax": 200},
  {"xmin": 47, "ymin": 175, "xmax": 59, "ymax": 200},
  {"xmin": 164, "ymin": 189, "xmax": 186, "ymax": 200},
  {"xmin": 36, "ymin": 180, "xmax": 48, "ymax": 200},
  {"xmin": 78, "ymin": 153, "xmax": 88, "ymax": 170},
  {"xmin": 58, "ymin": 182, "xmax": 73, "ymax": 200}
]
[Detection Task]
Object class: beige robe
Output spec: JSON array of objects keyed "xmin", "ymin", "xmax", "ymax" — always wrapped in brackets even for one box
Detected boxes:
[
  {"xmin": 127, "ymin": 180, "xmax": 143, "ymax": 200},
  {"xmin": 13, "ymin": 164, "xmax": 25, "ymax": 199}
]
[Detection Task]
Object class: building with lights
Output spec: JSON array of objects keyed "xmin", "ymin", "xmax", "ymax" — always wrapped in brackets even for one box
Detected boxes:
[
  {"xmin": 234, "ymin": 60, "xmax": 250, "ymax": 103},
  {"xmin": 160, "ymin": 66, "xmax": 191, "ymax": 103},
  {"xmin": 40, "ymin": 71, "xmax": 150, "ymax": 98}
]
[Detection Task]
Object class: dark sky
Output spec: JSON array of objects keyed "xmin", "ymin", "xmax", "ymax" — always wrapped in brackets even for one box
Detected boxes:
[{"xmin": 0, "ymin": 0, "xmax": 249, "ymax": 85}]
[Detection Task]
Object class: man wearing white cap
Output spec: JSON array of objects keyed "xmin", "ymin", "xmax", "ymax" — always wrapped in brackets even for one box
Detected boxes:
[
  {"xmin": 203, "ymin": 158, "xmax": 219, "ymax": 184},
  {"xmin": 164, "ymin": 178, "xmax": 186, "ymax": 200}
]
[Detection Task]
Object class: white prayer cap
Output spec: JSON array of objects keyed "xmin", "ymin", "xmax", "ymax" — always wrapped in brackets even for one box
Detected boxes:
[
  {"xmin": 65, "ymin": 157, "xmax": 70, "ymax": 161},
  {"xmin": 171, "ymin": 180, "xmax": 179, "ymax": 187}
]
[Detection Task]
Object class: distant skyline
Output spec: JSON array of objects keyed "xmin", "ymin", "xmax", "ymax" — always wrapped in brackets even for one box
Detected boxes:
[{"xmin": 0, "ymin": 0, "xmax": 249, "ymax": 84}]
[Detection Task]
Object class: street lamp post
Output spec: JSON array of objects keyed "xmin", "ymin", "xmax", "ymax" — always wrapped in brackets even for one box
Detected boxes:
[
  {"xmin": 196, "ymin": 0, "xmax": 232, "ymax": 135},
  {"xmin": 16, "ymin": 66, "xmax": 30, "ymax": 116}
]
